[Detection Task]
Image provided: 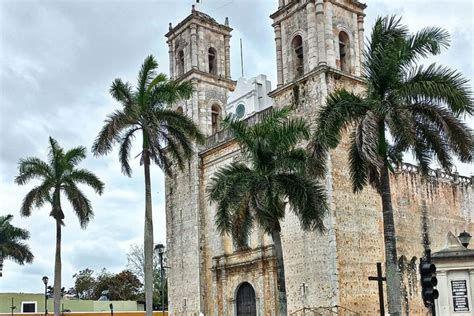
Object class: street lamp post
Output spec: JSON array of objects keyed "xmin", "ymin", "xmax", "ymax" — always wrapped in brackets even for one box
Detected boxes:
[
  {"xmin": 155, "ymin": 244, "xmax": 165, "ymax": 316},
  {"xmin": 109, "ymin": 303, "xmax": 113, "ymax": 316},
  {"xmin": 42, "ymin": 276, "xmax": 49, "ymax": 316}
]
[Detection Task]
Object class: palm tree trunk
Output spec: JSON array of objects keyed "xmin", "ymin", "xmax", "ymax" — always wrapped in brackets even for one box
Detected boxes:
[
  {"xmin": 53, "ymin": 219, "xmax": 61, "ymax": 316},
  {"xmin": 271, "ymin": 229, "xmax": 288, "ymax": 316},
  {"xmin": 143, "ymin": 150, "xmax": 154, "ymax": 316},
  {"xmin": 380, "ymin": 166, "xmax": 402, "ymax": 316}
]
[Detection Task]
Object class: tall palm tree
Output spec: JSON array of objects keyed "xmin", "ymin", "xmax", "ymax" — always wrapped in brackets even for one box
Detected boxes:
[
  {"xmin": 310, "ymin": 16, "xmax": 473, "ymax": 315},
  {"xmin": 92, "ymin": 55, "xmax": 204, "ymax": 316},
  {"xmin": 16, "ymin": 137, "xmax": 104, "ymax": 316},
  {"xmin": 0, "ymin": 214, "xmax": 34, "ymax": 277},
  {"xmin": 208, "ymin": 107, "xmax": 328, "ymax": 315}
]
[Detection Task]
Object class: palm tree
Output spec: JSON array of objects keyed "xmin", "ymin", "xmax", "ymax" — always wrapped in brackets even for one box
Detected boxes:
[
  {"xmin": 16, "ymin": 137, "xmax": 104, "ymax": 316},
  {"xmin": 208, "ymin": 107, "xmax": 328, "ymax": 315},
  {"xmin": 310, "ymin": 16, "xmax": 473, "ymax": 315},
  {"xmin": 0, "ymin": 214, "xmax": 34, "ymax": 277},
  {"xmin": 92, "ymin": 55, "xmax": 204, "ymax": 316}
]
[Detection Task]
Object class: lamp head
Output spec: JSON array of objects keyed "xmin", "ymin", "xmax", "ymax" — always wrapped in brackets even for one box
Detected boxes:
[
  {"xmin": 458, "ymin": 231, "xmax": 472, "ymax": 248},
  {"xmin": 42, "ymin": 276, "xmax": 49, "ymax": 285},
  {"xmin": 155, "ymin": 243, "xmax": 165, "ymax": 255}
]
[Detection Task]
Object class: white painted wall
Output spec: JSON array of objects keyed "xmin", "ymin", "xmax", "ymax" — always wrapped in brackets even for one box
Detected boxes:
[{"xmin": 226, "ymin": 74, "xmax": 272, "ymax": 120}]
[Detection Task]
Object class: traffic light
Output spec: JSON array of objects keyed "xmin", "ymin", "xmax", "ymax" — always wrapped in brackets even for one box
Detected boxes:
[{"xmin": 420, "ymin": 258, "xmax": 439, "ymax": 306}]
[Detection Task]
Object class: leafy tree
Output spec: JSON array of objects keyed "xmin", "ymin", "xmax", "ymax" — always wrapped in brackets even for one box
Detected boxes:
[
  {"xmin": 72, "ymin": 268, "xmax": 96, "ymax": 299},
  {"xmin": 208, "ymin": 107, "xmax": 328, "ymax": 315},
  {"xmin": 126, "ymin": 244, "xmax": 167, "ymax": 307},
  {"xmin": 310, "ymin": 16, "xmax": 473, "ymax": 315},
  {"xmin": 109, "ymin": 270, "xmax": 142, "ymax": 301},
  {"xmin": 92, "ymin": 55, "xmax": 204, "ymax": 315},
  {"xmin": 0, "ymin": 214, "xmax": 34, "ymax": 277},
  {"xmin": 15, "ymin": 137, "xmax": 104, "ymax": 316},
  {"xmin": 92, "ymin": 268, "xmax": 115, "ymax": 299}
]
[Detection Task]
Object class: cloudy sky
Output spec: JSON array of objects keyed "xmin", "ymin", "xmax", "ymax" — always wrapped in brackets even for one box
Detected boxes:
[{"xmin": 0, "ymin": 0, "xmax": 472, "ymax": 293}]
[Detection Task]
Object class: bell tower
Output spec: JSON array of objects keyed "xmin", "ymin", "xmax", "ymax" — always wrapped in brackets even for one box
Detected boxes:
[
  {"xmin": 271, "ymin": 0, "xmax": 366, "ymax": 87},
  {"xmin": 165, "ymin": 5, "xmax": 235, "ymax": 135},
  {"xmin": 164, "ymin": 6, "xmax": 236, "ymax": 315}
]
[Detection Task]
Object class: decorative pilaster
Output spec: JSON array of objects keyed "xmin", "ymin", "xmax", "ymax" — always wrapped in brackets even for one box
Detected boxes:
[
  {"xmin": 168, "ymin": 44, "xmax": 175, "ymax": 80},
  {"xmin": 278, "ymin": 0, "xmax": 284, "ymax": 8},
  {"xmin": 315, "ymin": 0, "xmax": 326, "ymax": 66},
  {"xmin": 324, "ymin": 1, "xmax": 336, "ymax": 68},
  {"xmin": 190, "ymin": 23, "xmax": 198, "ymax": 70},
  {"xmin": 224, "ymin": 34, "xmax": 231, "ymax": 79},
  {"xmin": 274, "ymin": 23, "xmax": 283, "ymax": 86},
  {"xmin": 357, "ymin": 14, "xmax": 365, "ymax": 71},
  {"xmin": 306, "ymin": 0, "xmax": 317, "ymax": 70}
]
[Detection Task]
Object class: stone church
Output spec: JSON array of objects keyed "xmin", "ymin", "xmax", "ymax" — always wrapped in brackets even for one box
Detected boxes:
[{"xmin": 164, "ymin": 0, "xmax": 474, "ymax": 315}]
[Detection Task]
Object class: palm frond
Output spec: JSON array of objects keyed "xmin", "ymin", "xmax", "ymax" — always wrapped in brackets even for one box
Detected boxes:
[
  {"xmin": 150, "ymin": 79, "xmax": 193, "ymax": 106},
  {"xmin": 314, "ymin": 90, "xmax": 370, "ymax": 149},
  {"xmin": 65, "ymin": 169, "xmax": 104, "ymax": 195},
  {"xmin": 19, "ymin": 184, "xmax": 51, "ymax": 217},
  {"xmin": 92, "ymin": 109, "xmax": 133, "ymax": 156},
  {"xmin": 64, "ymin": 146, "xmax": 87, "ymax": 167},
  {"xmin": 137, "ymin": 55, "xmax": 158, "ymax": 107},
  {"xmin": 355, "ymin": 111, "xmax": 384, "ymax": 168},
  {"xmin": 412, "ymin": 102, "xmax": 474, "ymax": 162},
  {"xmin": 15, "ymin": 157, "xmax": 52, "ymax": 185},
  {"xmin": 1, "ymin": 242, "xmax": 34, "ymax": 264},
  {"xmin": 348, "ymin": 131, "xmax": 369, "ymax": 192},
  {"xmin": 118, "ymin": 127, "xmax": 139, "ymax": 177},
  {"xmin": 110, "ymin": 79, "xmax": 134, "ymax": 107},
  {"xmin": 402, "ymin": 27, "xmax": 450, "ymax": 63},
  {"xmin": 62, "ymin": 182, "xmax": 94, "ymax": 229},
  {"xmin": 399, "ymin": 64, "xmax": 472, "ymax": 115},
  {"xmin": 274, "ymin": 173, "xmax": 327, "ymax": 232}
]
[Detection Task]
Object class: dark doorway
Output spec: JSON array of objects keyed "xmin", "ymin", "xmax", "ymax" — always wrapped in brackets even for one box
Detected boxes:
[{"xmin": 236, "ymin": 282, "xmax": 256, "ymax": 316}]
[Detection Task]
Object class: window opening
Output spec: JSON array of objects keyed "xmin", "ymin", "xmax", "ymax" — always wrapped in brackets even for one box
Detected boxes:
[
  {"xmin": 177, "ymin": 50, "xmax": 184, "ymax": 76},
  {"xmin": 211, "ymin": 104, "xmax": 221, "ymax": 134},
  {"xmin": 339, "ymin": 32, "xmax": 350, "ymax": 72},
  {"xmin": 208, "ymin": 47, "xmax": 217, "ymax": 75},
  {"xmin": 292, "ymin": 35, "xmax": 304, "ymax": 78}
]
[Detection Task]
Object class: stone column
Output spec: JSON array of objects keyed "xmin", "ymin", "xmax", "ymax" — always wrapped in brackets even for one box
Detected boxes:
[
  {"xmin": 191, "ymin": 79, "xmax": 199, "ymax": 124},
  {"xmin": 352, "ymin": 13, "xmax": 361, "ymax": 76},
  {"xmin": 357, "ymin": 14, "xmax": 365, "ymax": 73},
  {"xmin": 306, "ymin": 0, "xmax": 317, "ymax": 70},
  {"xmin": 168, "ymin": 42, "xmax": 175, "ymax": 80},
  {"xmin": 274, "ymin": 23, "xmax": 283, "ymax": 87},
  {"xmin": 279, "ymin": 0, "xmax": 284, "ymax": 8},
  {"xmin": 315, "ymin": 0, "xmax": 326, "ymax": 66},
  {"xmin": 324, "ymin": 1, "xmax": 336, "ymax": 68},
  {"xmin": 224, "ymin": 34, "xmax": 231, "ymax": 79},
  {"xmin": 190, "ymin": 23, "xmax": 198, "ymax": 70}
]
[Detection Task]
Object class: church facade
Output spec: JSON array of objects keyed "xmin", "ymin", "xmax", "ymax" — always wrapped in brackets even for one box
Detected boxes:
[{"xmin": 164, "ymin": 1, "xmax": 474, "ymax": 315}]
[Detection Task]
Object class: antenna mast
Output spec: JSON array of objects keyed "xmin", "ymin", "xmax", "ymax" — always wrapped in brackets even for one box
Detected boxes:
[{"xmin": 240, "ymin": 38, "xmax": 244, "ymax": 77}]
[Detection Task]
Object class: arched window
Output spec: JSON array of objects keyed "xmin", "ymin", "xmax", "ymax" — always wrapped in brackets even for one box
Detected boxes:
[
  {"xmin": 338, "ymin": 32, "xmax": 350, "ymax": 72},
  {"xmin": 236, "ymin": 282, "xmax": 256, "ymax": 316},
  {"xmin": 176, "ymin": 106, "xmax": 183, "ymax": 114},
  {"xmin": 177, "ymin": 50, "xmax": 184, "ymax": 76},
  {"xmin": 208, "ymin": 47, "xmax": 217, "ymax": 75},
  {"xmin": 292, "ymin": 35, "xmax": 304, "ymax": 78},
  {"xmin": 211, "ymin": 104, "xmax": 221, "ymax": 134}
]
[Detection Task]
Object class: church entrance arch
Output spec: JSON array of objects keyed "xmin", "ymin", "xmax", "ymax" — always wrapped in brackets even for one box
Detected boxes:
[{"xmin": 236, "ymin": 282, "xmax": 256, "ymax": 316}]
